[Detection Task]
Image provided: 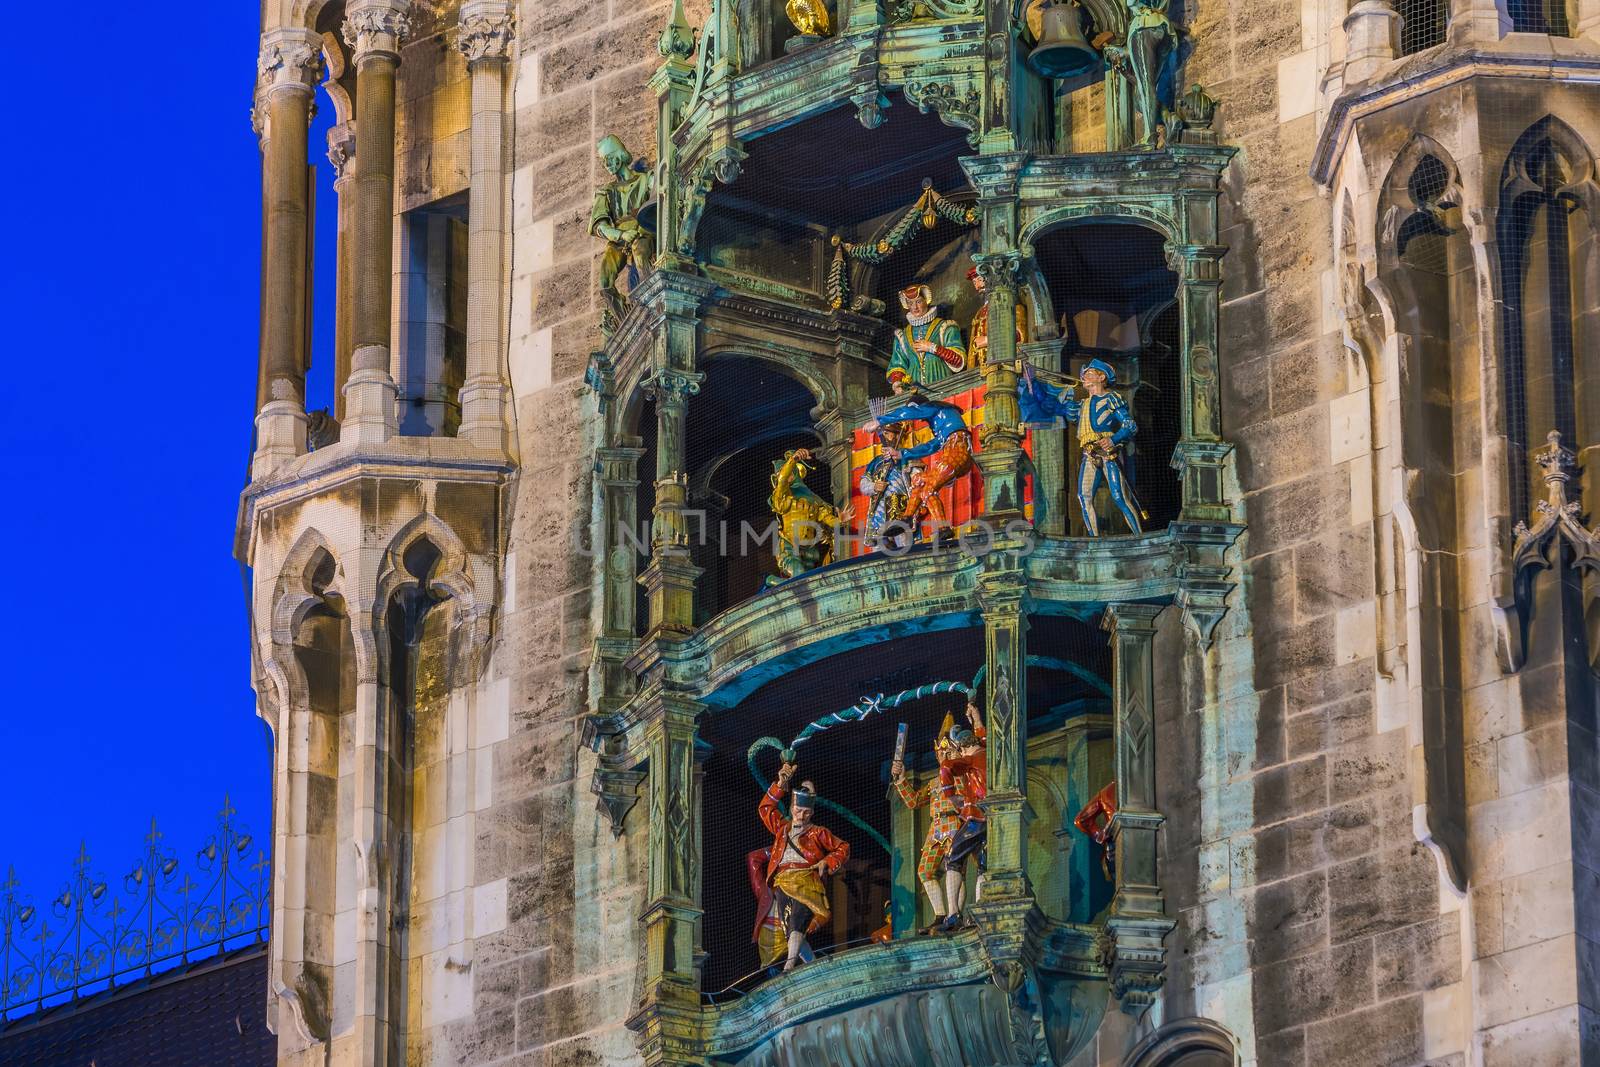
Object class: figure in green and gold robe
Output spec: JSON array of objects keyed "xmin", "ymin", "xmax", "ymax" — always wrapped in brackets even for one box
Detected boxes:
[{"xmin": 885, "ymin": 284, "xmax": 967, "ymax": 393}]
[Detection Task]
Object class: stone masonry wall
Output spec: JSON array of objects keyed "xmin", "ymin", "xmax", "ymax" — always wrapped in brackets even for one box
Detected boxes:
[
  {"xmin": 447, "ymin": 2, "xmax": 706, "ymax": 1063},
  {"xmin": 1156, "ymin": 0, "xmax": 1467, "ymax": 1064}
]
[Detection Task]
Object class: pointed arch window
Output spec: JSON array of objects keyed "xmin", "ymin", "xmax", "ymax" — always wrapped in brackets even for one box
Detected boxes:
[{"xmin": 1498, "ymin": 119, "xmax": 1599, "ymax": 523}]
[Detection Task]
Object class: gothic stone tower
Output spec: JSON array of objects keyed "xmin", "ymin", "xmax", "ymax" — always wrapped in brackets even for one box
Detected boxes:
[{"xmin": 242, "ymin": 0, "xmax": 1600, "ymax": 1063}]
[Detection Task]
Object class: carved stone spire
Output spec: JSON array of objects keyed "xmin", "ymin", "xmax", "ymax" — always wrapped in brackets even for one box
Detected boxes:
[{"xmin": 458, "ymin": 1, "xmax": 516, "ymax": 64}]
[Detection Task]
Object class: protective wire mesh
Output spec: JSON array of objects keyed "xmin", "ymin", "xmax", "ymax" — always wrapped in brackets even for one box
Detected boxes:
[
  {"xmin": 1507, "ymin": 0, "xmax": 1569, "ymax": 34},
  {"xmin": 1477, "ymin": 93, "xmax": 1587, "ymax": 523},
  {"xmin": 1397, "ymin": 0, "xmax": 1447, "ymax": 54},
  {"xmin": 695, "ymin": 619, "xmax": 1111, "ymax": 999},
  {"xmin": 659, "ymin": 101, "xmax": 1166, "ymax": 996}
]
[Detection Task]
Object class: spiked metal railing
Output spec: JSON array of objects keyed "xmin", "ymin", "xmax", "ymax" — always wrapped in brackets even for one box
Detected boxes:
[{"xmin": 0, "ymin": 797, "xmax": 269, "ymax": 1024}]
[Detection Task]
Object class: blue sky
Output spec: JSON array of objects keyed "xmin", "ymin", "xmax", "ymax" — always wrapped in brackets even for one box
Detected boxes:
[{"xmin": 0, "ymin": 11, "xmax": 335, "ymax": 919}]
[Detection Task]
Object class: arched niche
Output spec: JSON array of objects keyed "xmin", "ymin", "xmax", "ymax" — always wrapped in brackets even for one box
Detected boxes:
[
  {"xmin": 693, "ymin": 96, "xmax": 974, "ymax": 306},
  {"xmin": 1377, "ymin": 139, "xmax": 1474, "ymax": 884},
  {"xmin": 1123, "ymin": 1016, "xmax": 1239, "ymax": 1066},
  {"xmin": 686, "ymin": 354, "xmax": 824, "ymax": 623},
  {"xmin": 371, "ymin": 519, "xmax": 481, "ymax": 1053},
  {"xmin": 1028, "ymin": 218, "xmax": 1183, "ymax": 534},
  {"xmin": 1496, "ymin": 117, "xmax": 1600, "ymax": 524},
  {"xmin": 270, "ymin": 534, "xmax": 355, "ymax": 1041},
  {"xmin": 693, "ymin": 613, "xmax": 1110, "ymax": 995}
]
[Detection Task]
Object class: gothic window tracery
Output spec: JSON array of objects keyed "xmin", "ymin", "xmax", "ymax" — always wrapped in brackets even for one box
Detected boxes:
[{"xmin": 1497, "ymin": 118, "xmax": 1599, "ymax": 524}]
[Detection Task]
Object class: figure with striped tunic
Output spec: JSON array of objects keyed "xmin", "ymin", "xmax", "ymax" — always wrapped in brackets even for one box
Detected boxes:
[{"xmin": 890, "ymin": 714, "xmax": 967, "ymax": 934}]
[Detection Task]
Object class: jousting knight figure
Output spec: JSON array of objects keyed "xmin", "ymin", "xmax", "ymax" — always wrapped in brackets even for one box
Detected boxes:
[
  {"xmin": 759, "ymin": 762, "xmax": 851, "ymax": 971},
  {"xmin": 886, "ymin": 284, "xmax": 967, "ymax": 394},
  {"xmin": 862, "ymin": 395, "xmax": 972, "ymax": 544},
  {"xmin": 936, "ymin": 702, "xmax": 988, "ymax": 931},
  {"xmin": 858, "ymin": 422, "xmax": 914, "ymax": 551},
  {"xmin": 1020, "ymin": 360, "xmax": 1146, "ymax": 536},
  {"xmin": 891, "ymin": 714, "xmax": 965, "ymax": 934}
]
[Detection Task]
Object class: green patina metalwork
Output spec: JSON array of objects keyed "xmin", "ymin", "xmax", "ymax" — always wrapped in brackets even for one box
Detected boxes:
[{"xmin": 580, "ymin": 0, "xmax": 1243, "ymax": 1060}]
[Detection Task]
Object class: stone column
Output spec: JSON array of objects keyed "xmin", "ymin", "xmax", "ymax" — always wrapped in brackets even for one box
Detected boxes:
[
  {"xmin": 1343, "ymin": 0, "xmax": 1401, "ymax": 83},
  {"xmin": 1580, "ymin": 0, "xmax": 1600, "ymax": 42},
  {"xmin": 641, "ymin": 690, "xmax": 702, "ymax": 992},
  {"xmin": 651, "ymin": 0, "xmax": 697, "ymax": 274},
  {"xmin": 1101, "ymin": 602, "xmax": 1173, "ymax": 1015},
  {"xmin": 981, "ymin": 0, "xmax": 1018, "ymax": 153},
  {"xmin": 973, "ymin": 250, "xmax": 1032, "ymax": 523},
  {"xmin": 977, "ymin": 570, "xmax": 1030, "ymax": 902},
  {"xmin": 342, "ymin": 1, "xmax": 409, "ymax": 445},
  {"xmin": 254, "ymin": 29, "xmax": 322, "ymax": 477},
  {"xmin": 640, "ymin": 365, "xmax": 704, "ymax": 634},
  {"xmin": 1169, "ymin": 243, "xmax": 1232, "ymax": 523},
  {"xmin": 456, "ymin": 1, "xmax": 516, "ymax": 450},
  {"xmin": 328, "ymin": 121, "xmax": 357, "ymax": 423}
]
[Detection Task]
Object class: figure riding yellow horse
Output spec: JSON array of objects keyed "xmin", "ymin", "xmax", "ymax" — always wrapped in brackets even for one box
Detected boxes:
[{"xmin": 766, "ymin": 448, "xmax": 838, "ymax": 587}]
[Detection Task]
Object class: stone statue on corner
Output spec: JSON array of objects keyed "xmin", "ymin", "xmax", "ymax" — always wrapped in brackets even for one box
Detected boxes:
[
  {"xmin": 591, "ymin": 134, "xmax": 656, "ymax": 333},
  {"xmin": 1104, "ymin": 0, "xmax": 1180, "ymax": 149}
]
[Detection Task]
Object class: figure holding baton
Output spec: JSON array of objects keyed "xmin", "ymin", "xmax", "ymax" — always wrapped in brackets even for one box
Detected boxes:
[{"xmin": 890, "ymin": 715, "xmax": 966, "ymax": 935}]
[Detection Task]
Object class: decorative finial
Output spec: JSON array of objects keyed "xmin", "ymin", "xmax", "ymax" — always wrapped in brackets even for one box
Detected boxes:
[{"xmin": 659, "ymin": 0, "xmax": 695, "ymax": 60}]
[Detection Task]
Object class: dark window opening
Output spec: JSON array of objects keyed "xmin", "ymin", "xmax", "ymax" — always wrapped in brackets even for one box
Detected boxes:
[{"xmin": 397, "ymin": 196, "xmax": 469, "ymax": 437}]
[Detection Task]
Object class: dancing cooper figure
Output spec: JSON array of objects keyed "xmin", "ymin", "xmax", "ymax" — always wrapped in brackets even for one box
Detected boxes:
[
  {"xmin": 758, "ymin": 764, "xmax": 851, "ymax": 972},
  {"xmin": 1020, "ymin": 360, "xmax": 1145, "ymax": 536}
]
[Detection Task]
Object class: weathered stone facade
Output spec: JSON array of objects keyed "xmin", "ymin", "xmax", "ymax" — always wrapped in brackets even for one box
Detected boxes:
[{"xmin": 243, "ymin": 0, "xmax": 1600, "ymax": 1064}]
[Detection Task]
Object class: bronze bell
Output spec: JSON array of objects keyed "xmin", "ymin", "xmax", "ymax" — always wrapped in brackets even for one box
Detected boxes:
[{"xmin": 1027, "ymin": 0, "xmax": 1100, "ymax": 80}]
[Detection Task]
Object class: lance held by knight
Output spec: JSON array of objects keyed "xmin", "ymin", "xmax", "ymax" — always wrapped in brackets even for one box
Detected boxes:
[{"xmin": 758, "ymin": 762, "xmax": 850, "ymax": 971}]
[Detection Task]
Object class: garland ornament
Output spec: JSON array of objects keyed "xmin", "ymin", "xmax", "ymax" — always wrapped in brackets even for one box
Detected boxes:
[{"xmin": 828, "ymin": 181, "xmax": 980, "ymax": 310}]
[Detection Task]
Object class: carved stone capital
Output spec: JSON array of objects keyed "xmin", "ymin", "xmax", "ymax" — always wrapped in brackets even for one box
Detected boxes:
[
  {"xmin": 343, "ymin": 1, "xmax": 411, "ymax": 61},
  {"xmin": 1102, "ymin": 913, "xmax": 1176, "ymax": 1015},
  {"xmin": 257, "ymin": 29, "xmax": 324, "ymax": 99},
  {"xmin": 972, "ymin": 249, "xmax": 1025, "ymax": 292},
  {"xmin": 326, "ymin": 121, "xmax": 356, "ymax": 180},
  {"xmin": 644, "ymin": 368, "xmax": 704, "ymax": 408},
  {"xmin": 457, "ymin": 1, "xmax": 516, "ymax": 63}
]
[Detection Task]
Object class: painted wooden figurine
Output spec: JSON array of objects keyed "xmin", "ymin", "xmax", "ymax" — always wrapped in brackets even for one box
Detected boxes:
[
  {"xmin": 862, "ymin": 395, "xmax": 972, "ymax": 544},
  {"xmin": 767, "ymin": 447, "xmax": 839, "ymax": 585},
  {"xmin": 886, "ymin": 285, "xmax": 967, "ymax": 394},
  {"xmin": 890, "ymin": 713, "xmax": 966, "ymax": 934},
  {"xmin": 859, "ymin": 422, "xmax": 915, "ymax": 550},
  {"xmin": 590, "ymin": 135, "xmax": 655, "ymax": 330},
  {"xmin": 935, "ymin": 702, "xmax": 988, "ymax": 932},
  {"xmin": 1020, "ymin": 360, "xmax": 1145, "ymax": 536},
  {"xmin": 760, "ymin": 765, "xmax": 851, "ymax": 971},
  {"xmin": 1074, "ymin": 779, "xmax": 1119, "ymax": 881},
  {"xmin": 967, "ymin": 265, "xmax": 1027, "ymax": 369}
]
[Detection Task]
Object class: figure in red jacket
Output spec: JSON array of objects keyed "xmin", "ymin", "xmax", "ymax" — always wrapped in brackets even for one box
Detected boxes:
[
  {"xmin": 1074, "ymin": 779, "xmax": 1119, "ymax": 881},
  {"xmin": 936, "ymin": 702, "xmax": 987, "ymax": 932},
  {"xmin": 759, "ymin": 762, "xmax": 851, "ymax": 972}
]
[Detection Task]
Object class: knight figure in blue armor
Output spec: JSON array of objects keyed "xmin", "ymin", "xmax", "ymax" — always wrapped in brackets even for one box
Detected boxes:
[
  {"xmin": 858, "ymin": 422, "xmax": 915, "ymax": 550},
  {"xmin": 1019, "ymin": 359, "xmax": 1145, "ymax": 536}
]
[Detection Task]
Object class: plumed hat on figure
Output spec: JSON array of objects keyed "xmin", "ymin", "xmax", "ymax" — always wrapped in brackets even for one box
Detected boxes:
[
  {"xmin": 1080, "ymin": 357, "xmax": 1117, "ymax": 384},
  {"xmin": 898, "ymin": 284, "xmax": 934, "ymax": 309}
]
